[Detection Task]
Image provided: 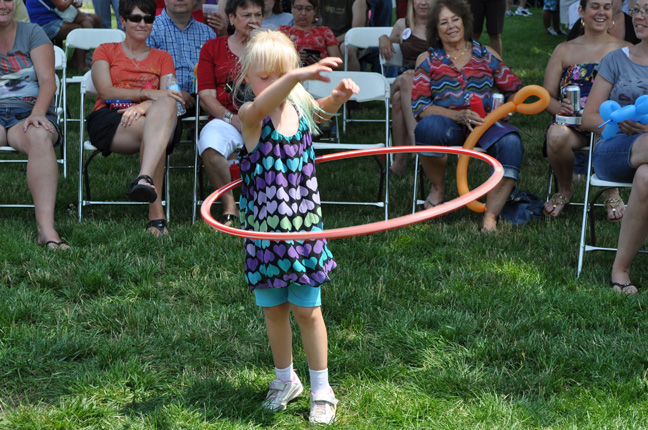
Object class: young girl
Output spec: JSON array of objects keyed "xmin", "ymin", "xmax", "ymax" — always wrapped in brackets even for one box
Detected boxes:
[{"xmin": 235, "ymin": 30, "xmax": 358, "ymax": 425}]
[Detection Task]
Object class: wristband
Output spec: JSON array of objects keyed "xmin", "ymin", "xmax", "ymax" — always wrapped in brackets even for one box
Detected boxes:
[{"xmin": 224, "ymin": 111, "xmax": 233, "ymax": 124}]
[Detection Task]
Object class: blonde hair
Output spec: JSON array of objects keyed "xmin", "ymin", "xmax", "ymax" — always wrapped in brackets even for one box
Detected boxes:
[{"xmin": 234, "ymin": 29, "xmax": 323, "ymax": 134}]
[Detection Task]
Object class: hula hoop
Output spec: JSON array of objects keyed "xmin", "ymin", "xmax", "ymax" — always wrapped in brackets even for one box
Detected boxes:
[{"xmin": 201, "ymin": 146, "xmax": 503, "ymax": 241}]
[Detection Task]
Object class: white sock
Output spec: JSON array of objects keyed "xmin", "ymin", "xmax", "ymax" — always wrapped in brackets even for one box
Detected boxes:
[
  {"xmin": 309, "ymin": 368, "xmax": 331, "ymax": 394},
  {"xmin": 275, "ymin": 364, "xmax": 295, "ymax": 382}
]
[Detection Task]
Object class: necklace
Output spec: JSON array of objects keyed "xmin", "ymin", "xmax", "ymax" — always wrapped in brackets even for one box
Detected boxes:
[
  {"xmin": 123, "ymin": 43, "xmax": 149, "ymax": 69},
  {"xmin": 447, "ymin": 43, "xmax": 469, "ymax": 61}
]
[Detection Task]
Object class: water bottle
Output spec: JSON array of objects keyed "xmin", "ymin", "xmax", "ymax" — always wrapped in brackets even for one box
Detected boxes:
[{"xmin": 165, "ymin": 74, "xmax": 186, "ymax": 116}]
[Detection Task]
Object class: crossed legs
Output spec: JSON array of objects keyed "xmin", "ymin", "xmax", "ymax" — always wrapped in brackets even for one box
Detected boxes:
[{"xmin": 111, "ymin": 97, "xmax": 177, "ymax": 236}]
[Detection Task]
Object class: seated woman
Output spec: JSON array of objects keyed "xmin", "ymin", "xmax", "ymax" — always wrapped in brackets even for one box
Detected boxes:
[
  {"xmin": 197, "ymin": 0, "xmax": 263, "ymax": 226},
  {"xmin": 1, "ymin": 0, "xmax": 67, "ymax": 250},
  {"xmin": 412, "ymin": 0, "xmax": 523, "ymax": 232},
  {"xmin": 87, "ymin": 0, "xmax": 183, "ymax": 237},
  {"xmin": 378, "ymin": 0, "xmax": 430, "ymax": 175},
  {"xmin": 262, "ymin": 0, "xmax": 292, "ymax": 28},
  {"xmin": 279, "ymin": 0, "xmax": 341, "ymax": 66},
  {"xmin": 543, "ymin": 0, "xmax": 629, "ymax": 219},
  {"xmin": 26, "ymin": 0, "xmax": 102, "ymax": 70},
  {"xmin": 581, "ymin": 1, "xmax": 648, "ymax": 295}
]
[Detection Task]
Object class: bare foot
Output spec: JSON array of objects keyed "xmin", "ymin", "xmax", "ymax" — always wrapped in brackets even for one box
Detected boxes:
[{"xmin": 481, "ymin": 213, "xmax": 497, "ymax": 233}]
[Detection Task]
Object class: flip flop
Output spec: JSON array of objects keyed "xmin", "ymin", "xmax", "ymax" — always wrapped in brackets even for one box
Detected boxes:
[
  {"xmin": 126, "ymin": 174, "xmax": 158, "ymax": 203},
  {"xmin": 610, "ymin": 280, "xmax": 638, "ymax": 295},
  {"xmin": 218, "ymin": 213, "xmax": 239, "ymax": 227},
  {"xmin": 145, "ymin": 219, "xmax": 168, "ymax": 237},
  {"xmin": 41, "ymin": 240, "xmax": 69, "ymax": 251}
]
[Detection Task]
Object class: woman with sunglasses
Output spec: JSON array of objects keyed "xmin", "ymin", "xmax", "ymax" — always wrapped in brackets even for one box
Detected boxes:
[
  {"xmin": 582, "ymin": 0, "xmax": 648, "ymax": 294},
  {"xmin": 86, "ymin": 0, "xmax": 184, "ymax": 237}
]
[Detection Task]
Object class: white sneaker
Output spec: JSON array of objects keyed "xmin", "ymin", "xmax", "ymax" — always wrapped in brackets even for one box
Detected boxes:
[
  {"xmin": 505, "ymin": 10, "xmax": 512, "ymax": 16},
  {"xmin": 546, "ymin": 27, "xmax": 559, "ymax": 36},
  {"xmin": 309, "ymin": 391, "xmax": 338, "ymax": 425},
  {"xmin": 262, "ymin": 378, "xmax": 304, "ymax": 412},
  {"xmin": 515, "ymin": 7, "xmax": 532, "ymax": 16}
]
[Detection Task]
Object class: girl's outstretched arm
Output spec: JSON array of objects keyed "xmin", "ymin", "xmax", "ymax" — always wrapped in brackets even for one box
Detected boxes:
[
  {"xmin": 239, "ymin": 58, "xmax": 343, "ymax": 148},
  {"xmin": 314, "ymin": 78, "xmax": 360, "ymax": 123}
]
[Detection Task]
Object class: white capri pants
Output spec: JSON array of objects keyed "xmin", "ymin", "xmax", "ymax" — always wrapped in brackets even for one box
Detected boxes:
[{"xmin": 197, "ymin": 118, "xmax": 245, "ymax": 157}]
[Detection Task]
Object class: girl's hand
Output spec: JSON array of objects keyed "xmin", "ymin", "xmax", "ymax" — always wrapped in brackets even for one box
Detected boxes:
[
  {"xmin": 118, "ymin": 103, "xmax": 149, "ymax": 127},
  {"xmin": 618, "ymin": 118, "xmax": 648, "ymax": 135},
  {"xmin": 331, "ymin": 78, "xmax": 359, "ymax": 104},
  {"xmin": 557, "ymin": 97, "xmax": 574, "ymax": 116},
  {"xmin": 23, "ymin": 113, "xmax": 55, "ymax": 134},
  {"xmin": 294, "ymin": 57, "xmax": 343, "ymax": 82}
]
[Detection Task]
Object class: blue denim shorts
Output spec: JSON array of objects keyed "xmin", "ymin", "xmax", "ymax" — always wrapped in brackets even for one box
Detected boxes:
[
  {"xmin": 0, "ymin": 107, "xmax": 61, "ymax": 147},
  {"xmin": 40, "ymin": 19, "xmax": 63, "ymax": 40},
  {"xmin": 254, "ymin": 284, "xmax": 322, "ymax": 308},
  {"xmin": 592, "ymin": 133, "xmax": 639, "ymax": 183},
  {"xmin": 414, "ymin": 114, "xmax": 523, "ymax": 180}
]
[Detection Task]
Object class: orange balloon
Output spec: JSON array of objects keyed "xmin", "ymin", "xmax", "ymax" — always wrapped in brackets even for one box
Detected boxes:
[{"xmin": 457, "ymin": 85, "xmax": 550, "ymax": 213}]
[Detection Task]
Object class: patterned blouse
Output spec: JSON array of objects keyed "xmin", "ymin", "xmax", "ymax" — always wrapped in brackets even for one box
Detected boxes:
[{"xmin": 411, "ymin": 40, "xmax": 522, "ymax": 119}]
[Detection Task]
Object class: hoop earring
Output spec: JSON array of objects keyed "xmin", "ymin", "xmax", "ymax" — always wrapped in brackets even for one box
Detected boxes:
[{"xmin": 581, "ymin": 18, "xmax": 584, "ymax": 27}]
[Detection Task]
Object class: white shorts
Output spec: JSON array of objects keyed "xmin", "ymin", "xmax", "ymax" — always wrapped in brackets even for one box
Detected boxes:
[{"xmin": 197, "ymin": 118, "xmax": 244, "ymax": 157}]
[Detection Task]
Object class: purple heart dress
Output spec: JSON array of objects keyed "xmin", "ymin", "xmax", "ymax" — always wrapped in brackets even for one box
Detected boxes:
[{"xmin": 238, "ymin": 113, "xmax": 337, "ymax": 290}]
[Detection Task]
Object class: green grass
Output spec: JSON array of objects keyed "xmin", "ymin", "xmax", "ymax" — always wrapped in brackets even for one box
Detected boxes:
[{"xmin": 2, "ymin": 11, "xmax": 648, "ymax": 429}]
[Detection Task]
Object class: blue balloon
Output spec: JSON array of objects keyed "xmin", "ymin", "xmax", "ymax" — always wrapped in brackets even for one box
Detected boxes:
[
  {"xmin": 602, "ymin": 122, "xmax": 619, "ymax": 139},
  {"xmin": 600, "ymin": 100, "xmax": 621, "ymax": 121}
]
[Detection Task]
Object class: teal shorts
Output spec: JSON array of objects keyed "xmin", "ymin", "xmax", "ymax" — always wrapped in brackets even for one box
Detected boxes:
[{"xmin": 254, "ymin": 284, "xmax": 322, "ymax": 308}]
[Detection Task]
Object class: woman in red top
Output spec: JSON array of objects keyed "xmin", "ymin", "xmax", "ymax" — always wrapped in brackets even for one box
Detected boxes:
[
  {"xmin": 279, "ymin": 0, "xmax": 341, "ymax": 66},
  {"xmin": 87, "ymin": 0, "xmax": 183, "ymax": 237},
  {"xmin": 196, "ymin": 0, "xmax": 263, "ymax": 226}
]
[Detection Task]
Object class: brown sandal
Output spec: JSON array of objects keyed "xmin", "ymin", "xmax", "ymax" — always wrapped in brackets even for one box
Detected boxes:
[{"xmin": 543, "ymin": 192, "xmax": 571, "ymax": 217}]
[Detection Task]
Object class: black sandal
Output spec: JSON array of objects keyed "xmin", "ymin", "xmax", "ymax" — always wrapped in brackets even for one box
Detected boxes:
[
  {"xmin": 146, "ymin": 219, "xmax": 167, "ymax": 236},
  {"xmin": 218, "ymin": 213, "xmax": 239, "ymax": 226},
  {"xmin": 610, "ymin": 280, "xmax": 639, "ymax": 295},
  {"xmin": 126, "ymin": 174, "xmax": 158, "ymax": 203}
]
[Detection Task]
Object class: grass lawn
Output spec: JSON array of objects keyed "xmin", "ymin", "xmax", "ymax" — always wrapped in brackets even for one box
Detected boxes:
[{"xmin": 2, "ymin": 10, "xmax": 648, "ymax": 429}]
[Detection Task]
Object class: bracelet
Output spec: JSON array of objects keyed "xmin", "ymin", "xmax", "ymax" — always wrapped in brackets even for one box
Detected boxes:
[{"xmin": 224, "ymin": 111, "xmax": 233, "ymax": 124}]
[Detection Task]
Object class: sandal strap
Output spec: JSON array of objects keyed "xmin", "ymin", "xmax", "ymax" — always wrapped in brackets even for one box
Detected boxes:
[
  {"xmin": 146, "ymin": 218, "xmax": 167, "ymax": 234},
  {"xmin": 132, "ymin": 174, "xmax": 155, "ymax": 187},
  {"xmin": 604, "ymin": 197, "xmax": 623, "ymax": 209},
  {"xmin": 548, "ymin": 192, "xmax": 571, "ymax": 208}
]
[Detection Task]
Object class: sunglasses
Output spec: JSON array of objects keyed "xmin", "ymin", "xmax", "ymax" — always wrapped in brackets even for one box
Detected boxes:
[{"xmin": 124, "ymin": 14, "xmax": 155, "ymax": 23}]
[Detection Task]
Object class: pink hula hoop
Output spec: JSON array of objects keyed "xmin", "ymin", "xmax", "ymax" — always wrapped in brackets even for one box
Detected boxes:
[{"xmin": 201, "ymin": 146, "xmax": 503, "ymax": 241}]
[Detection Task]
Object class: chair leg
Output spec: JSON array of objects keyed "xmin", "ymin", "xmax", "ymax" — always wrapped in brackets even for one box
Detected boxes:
[{"xmin": 83, "ymin": 150, "xmax": 101, "ymax": 201}]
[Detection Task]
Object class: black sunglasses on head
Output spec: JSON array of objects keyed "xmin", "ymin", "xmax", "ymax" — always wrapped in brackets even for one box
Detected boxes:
[{"xmin": 125, "ymin": 14, "xmax": 155, "ymax": 23}]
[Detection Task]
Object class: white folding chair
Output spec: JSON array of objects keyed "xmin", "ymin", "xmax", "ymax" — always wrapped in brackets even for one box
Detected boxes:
[
  {"xmin": 304, "ymin": 71, "xmax": 391, "ymax": 220},
  {"xmin": 77, "ymin": 71, "xmax": 169, "ymax": 221},
  {"xmin": 62, "ymin": 29, "xmax": 125, "ymax": 174},
  {"xmin": 342, "ymin": 26, "xmax": 393, "ymax": 133},
  {"xmin": 0, "ymin": 47, "xmax": 64, "ymax": 208},
  {"xmin": 576, "ymin": 134, "xmax": 646, "ymax": 277}
]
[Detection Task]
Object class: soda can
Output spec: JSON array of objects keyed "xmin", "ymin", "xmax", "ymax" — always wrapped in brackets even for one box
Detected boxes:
[
  {"xmin": 491, "ymin": 93, "xmax": 504, "ymax": 112},
  {"xmin": 567, "ymin": 85, "xmax": 581, "ymax": 113}
]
